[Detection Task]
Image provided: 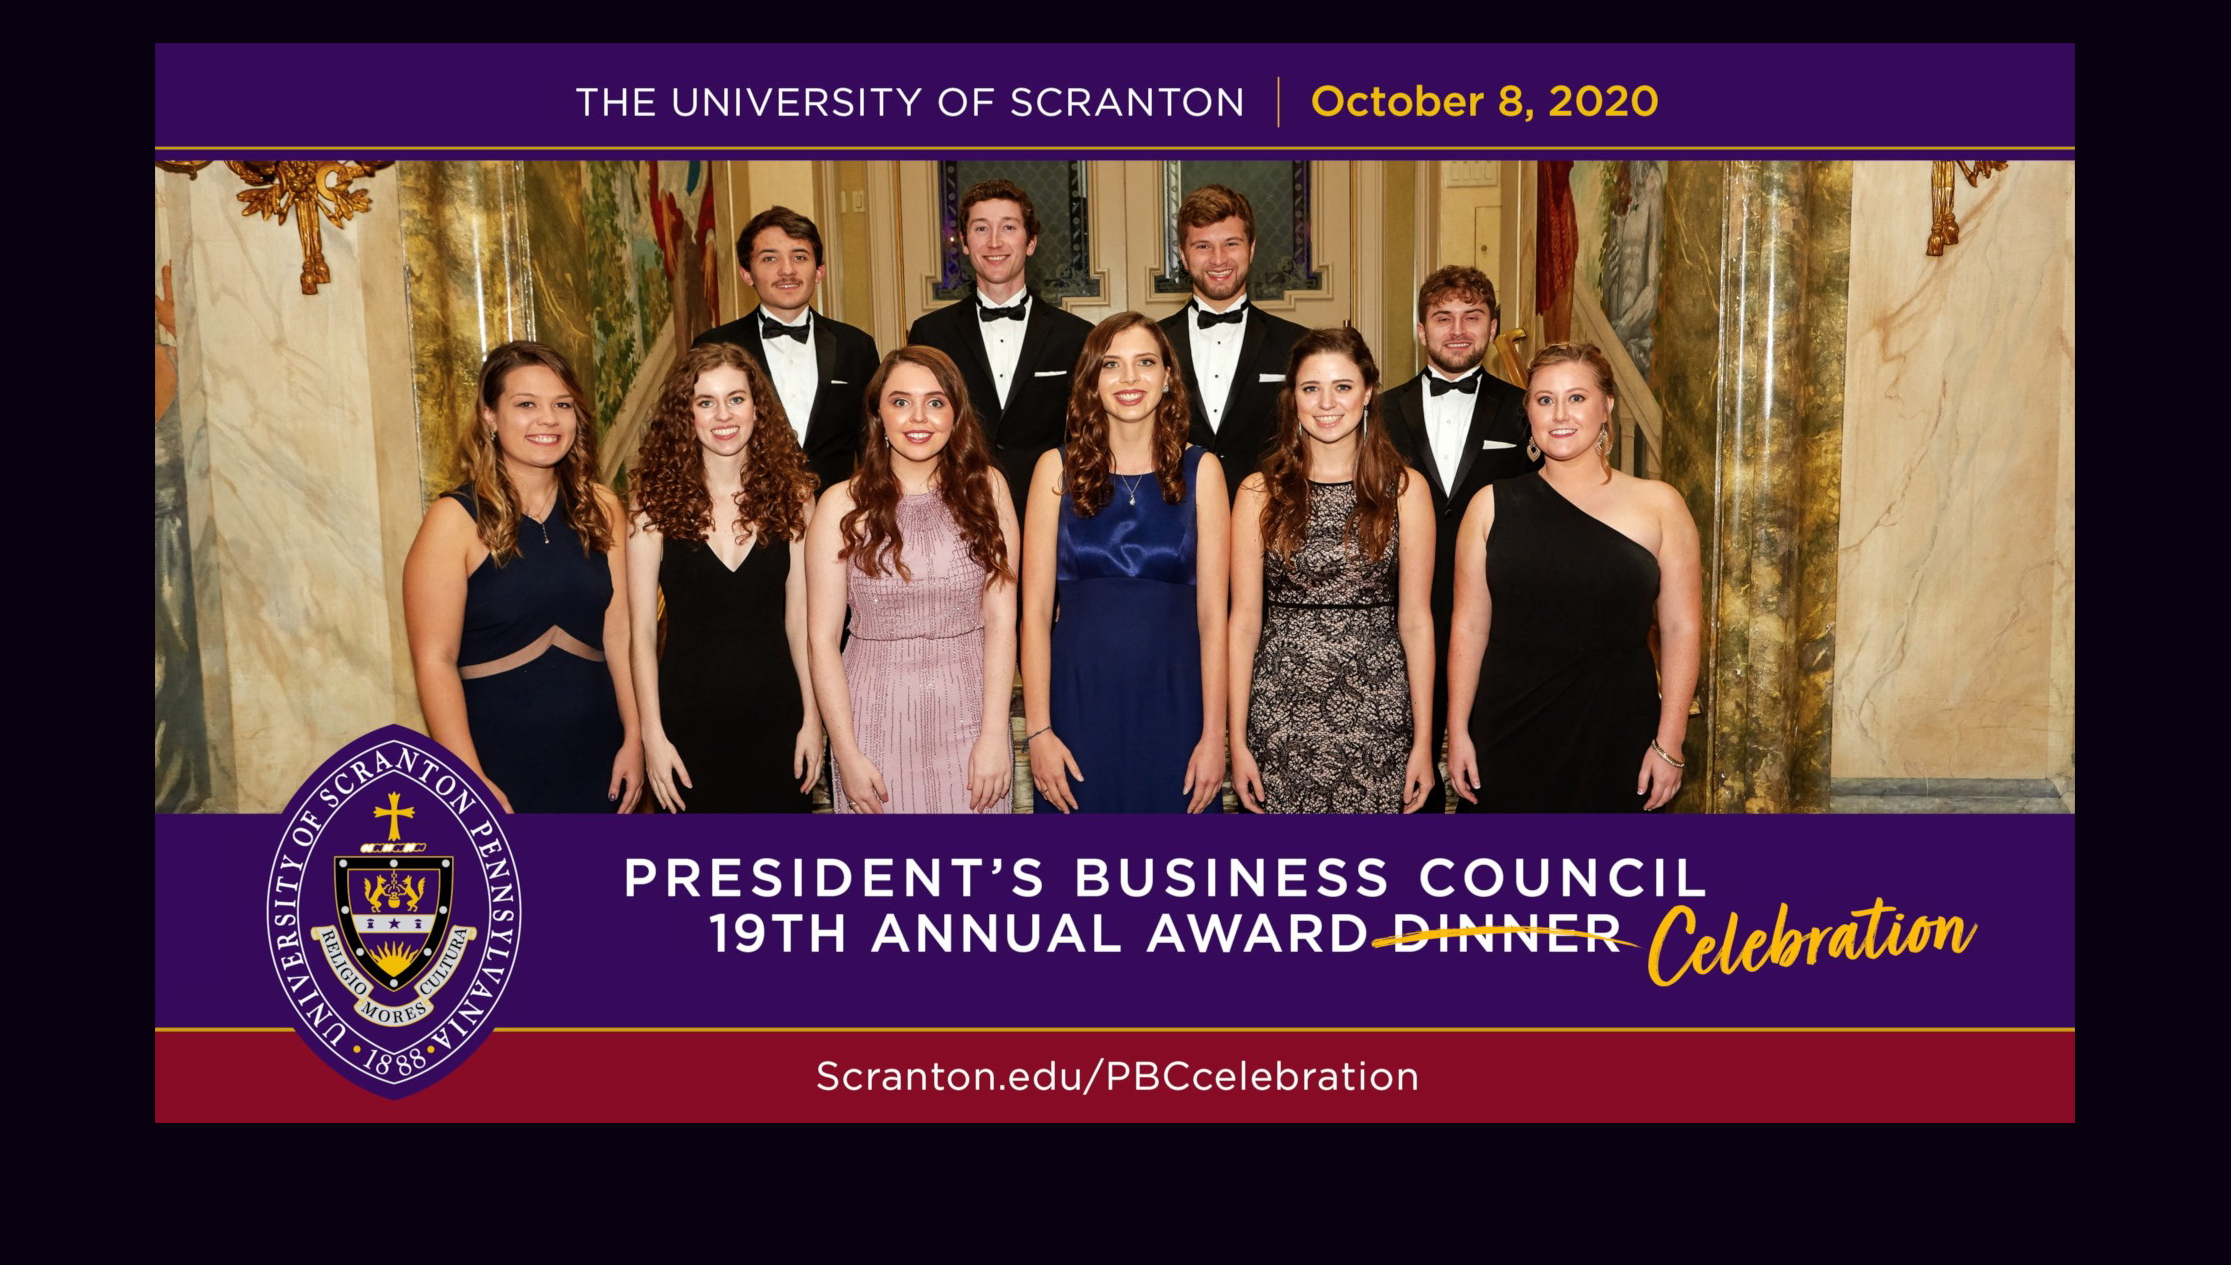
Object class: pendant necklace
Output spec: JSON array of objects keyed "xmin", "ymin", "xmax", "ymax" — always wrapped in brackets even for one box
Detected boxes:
[
  {"xmin": 1116, "ymin": 471, "xmax": 1149, "ymax": 507},
  {"xmin": 525, "ymin": 491, "xmax": 555, "ymax": 544}
]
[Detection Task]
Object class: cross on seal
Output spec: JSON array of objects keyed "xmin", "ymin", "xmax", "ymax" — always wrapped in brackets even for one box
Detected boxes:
[{"xmin": 374, "ymin": 792, "xmax": 415, "ymax": 843}]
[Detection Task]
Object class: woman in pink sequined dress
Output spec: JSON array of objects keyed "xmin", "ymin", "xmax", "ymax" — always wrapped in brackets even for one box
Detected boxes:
[{"xmin": 805, "ymin": 346, "xmax": 1020, "ymax": 813}]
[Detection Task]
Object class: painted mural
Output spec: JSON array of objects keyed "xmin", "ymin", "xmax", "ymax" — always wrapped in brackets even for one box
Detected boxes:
[
  {"xmin": 581, "ymin": 160, "xmax": 718, "ymax": 442},
  {"xmin": 1571, "ymin": 160, "xmax": 1668, "ymax": 376}
]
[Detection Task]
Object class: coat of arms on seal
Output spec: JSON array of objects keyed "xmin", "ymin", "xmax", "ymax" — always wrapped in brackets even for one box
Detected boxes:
[{"xmin": 268, "ymin": 726, "xmax": 521, "ymax": 1098}]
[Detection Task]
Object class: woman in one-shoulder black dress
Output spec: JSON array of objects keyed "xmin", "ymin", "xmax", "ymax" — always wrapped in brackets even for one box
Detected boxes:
[
  {"xmin": 627, "ymin": 343, "xmax": 822, "ymax": 813},
  {"xmin": 1447, "ymin": 343, "xmax": 1701, "ymax": 812}
]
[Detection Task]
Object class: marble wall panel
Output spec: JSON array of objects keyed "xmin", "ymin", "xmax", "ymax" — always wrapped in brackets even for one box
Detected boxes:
[
  {"xmin": 2048, "ymin": 177, "xmax": 2075, "ymax": 793},
  {"xmin": 183, "ymin": 166, "xmax": 403, "ymax": 811},
  {"xmin": 1833, "ymin": 163, "xmax": 2072, "ymax": 780}
]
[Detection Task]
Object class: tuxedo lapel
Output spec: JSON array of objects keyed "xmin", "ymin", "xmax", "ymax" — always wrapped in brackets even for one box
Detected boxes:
[
  {"xmin": 1169, "ymin": 316, "xmax": 1213, "ymax": 447},
  {"xmin": 1447, "ymin": 386, "xmax": 1497, "ymax": 507},
  {"xmin": 1223, "ymin": 307, "xmax": 1266, "ymax": 423},
  {"xmin": 735, "ymin": 312, "xmax": 772, "ymax": 375},
  {"xmin": 946, "ymin": 304, "xmax": 1002, "ymax": 431},
  {"xmin": 1015, "ymin": 292, "xmax": 1057, "ymax": 382},
  {"xmin": 1391, "ymin": 379, "xmax": 1446, "ymax": 506},
  {"xmin": 801, "ymin": 312, "xmax": 840, "ymax": 449}
]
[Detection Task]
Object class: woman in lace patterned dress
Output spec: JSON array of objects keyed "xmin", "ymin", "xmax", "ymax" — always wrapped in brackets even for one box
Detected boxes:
[
  {"xmin": 1228, "ymin": 327, "xmax": 1437, "ymax": 814},
  {"xmin": 805, "ymin": 346, "xmax": 1019, "ymax": 814}
]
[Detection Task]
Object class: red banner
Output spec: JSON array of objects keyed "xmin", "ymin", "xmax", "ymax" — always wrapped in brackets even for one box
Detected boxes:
[{"xmin": 157, "ymin": 1030, "xmax": 2072, "ymax": 1122}]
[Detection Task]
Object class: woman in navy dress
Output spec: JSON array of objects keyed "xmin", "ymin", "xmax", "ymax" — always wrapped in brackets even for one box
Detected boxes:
[
  {"xmin": 402, "ymin": 341, "xmax": 643, "ymax": 813},
  {"xmin": 1021, "ymin": 312, "xmax": 1230, "ymax": 813}
]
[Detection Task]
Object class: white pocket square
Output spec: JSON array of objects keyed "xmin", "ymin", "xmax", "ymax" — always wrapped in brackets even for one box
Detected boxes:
[
  {"xmin": 1033, "ymin": 369, "xmax": 1067, "ymax": 378},
  {"xmin": 1257, "ymin": 373, "xmax": 1285, "ymax": 382},
  {"xmin": 828, "ymin": 379, "xmax": 849, "ymax": 386},
  {"xmin": 1482, "ymin": 439, "xmax": 1517, "ymax": 449}
]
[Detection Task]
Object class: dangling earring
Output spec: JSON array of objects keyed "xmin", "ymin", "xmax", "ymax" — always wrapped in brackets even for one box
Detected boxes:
[
  {"xmin": 1526, "ymin": 436, "xmax": 1541, "ymax": 462},
  {"xmin": 1597, "ymin": 426, "xmax": 1610, "ymax": 455}
]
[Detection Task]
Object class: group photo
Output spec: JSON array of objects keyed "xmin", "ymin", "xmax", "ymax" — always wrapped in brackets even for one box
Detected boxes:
[{"xmin": 155, "ymin": 158, "xmax": 2074, "ymax": 817}]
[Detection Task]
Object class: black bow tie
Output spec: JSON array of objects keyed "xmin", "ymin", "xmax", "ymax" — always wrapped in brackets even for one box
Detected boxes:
[
  {"xmin": 1428, "ymin": 373, "xmax": 1481, "ymax": 397},
  {"xmin": 761, "ymin": 314, "xmax": 809, "ymax": 343},
  {"xmin": 1195, "ymin": 304, "xmax": 1245, "ymax": 330},
  {"xmin": 978, "ymin": 301, "xmax": 1028, "ymax": 323}
]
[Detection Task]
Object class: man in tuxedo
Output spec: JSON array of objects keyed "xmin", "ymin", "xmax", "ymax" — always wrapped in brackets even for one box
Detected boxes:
[
  {"xmin": 1156, "ymin": 184, "xmax": 1305, "ymax": 499},
  {"xmin": 905, "ymin": 179, "xmax": 1092, "ymax": 521},
  {"xmin": 694, "ymin": 206, "xmax": 879, "ymax": 495},
  {"xmin": 1381, "ymin": 266, "xmax": 1541, "ymax": 814}
]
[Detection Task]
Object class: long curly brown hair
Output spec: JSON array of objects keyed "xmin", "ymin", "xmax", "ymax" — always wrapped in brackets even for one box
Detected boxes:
[
  {"xmin": 840, "ymin": 345, "xmax": 1013, "ymax": 587},
  {"xmin": 1258, "ymin": 326, "xmax": 1407, "ymax": 563},
  {"xmin": 631, "ymin": 343, "xmax": 816, "ymax": 546},
  {"xmin": 455, "ymin": 341, "xmax": 612, "ymax": 564},
  {"xmin": 1062, "ymin": 312, "xmax": 1190, "ymax": 517}
]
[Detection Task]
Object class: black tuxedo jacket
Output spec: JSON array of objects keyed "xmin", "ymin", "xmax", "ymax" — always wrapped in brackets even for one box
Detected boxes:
[
  {"xmin": 1382, "ymin": 369, "xmax": 1540, "ymax": 812},
  {"xmin": 694, "ymin": 309, "xmax": 880, "ymax": 497},
  {"xmin": 1158, "ymin": 304, "xmax": 1306, "ymax": 500},
  {"xmin": 906, "ymin": 292, "xmax": 1093, "ymax": 521}
]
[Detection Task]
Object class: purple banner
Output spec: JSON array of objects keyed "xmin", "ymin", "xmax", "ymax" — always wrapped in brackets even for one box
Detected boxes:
[
  {"xmin": 154, "ymin": 43, "xmax": 2075, "ymax": 158},
  {"xmin": 161, "ymin": 811, "xmax": 2074, "ymax": 1029}
]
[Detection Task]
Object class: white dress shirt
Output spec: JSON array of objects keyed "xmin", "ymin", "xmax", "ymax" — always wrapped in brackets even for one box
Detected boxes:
[
  {"xmin": 1422, "ymin": 366, "xmax": 1484, "ymax": 493},
  {"xmin": 976, "ymin": 291, "xmax": 1030, "ymax": 407},
  {"xmin": 760, "ymin": 309, "xmax": 817, "ymax": 443},
  {"xmin": 1187, "ymin": 296, "xmax": 1249, "ymax": 432}
]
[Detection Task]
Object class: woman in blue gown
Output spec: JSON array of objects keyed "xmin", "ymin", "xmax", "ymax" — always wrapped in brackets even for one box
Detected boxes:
[{"xmin": 1021, "ymin": 312, "xmax": 1230, "ymax": 813}]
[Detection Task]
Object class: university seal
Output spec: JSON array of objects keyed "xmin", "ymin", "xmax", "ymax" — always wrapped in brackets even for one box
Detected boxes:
[{"xmin": 266, "ymin": 725, "xmax": 521, "ymax": 1098}]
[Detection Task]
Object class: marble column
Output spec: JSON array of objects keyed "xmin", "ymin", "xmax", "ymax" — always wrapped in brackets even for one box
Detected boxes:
[{"xmin": 1656, "ymin": 162, "xmax": 1850, "ymax": 813}]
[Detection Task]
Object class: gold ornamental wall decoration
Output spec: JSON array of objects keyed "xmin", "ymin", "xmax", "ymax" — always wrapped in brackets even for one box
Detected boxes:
[
  {"xmin": 1926, "ymin": 160, "xmax": 2008, "ymax": 257},
  {"xmin": 155, "ymin": 160, "xmax": 396, "ymax": 294}
]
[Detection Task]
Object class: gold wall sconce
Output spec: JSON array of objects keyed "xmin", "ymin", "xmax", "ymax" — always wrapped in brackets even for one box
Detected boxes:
[
  {"xmin": 1927, "ymin": 161, "xmax": 2008, "ymax": 257},
  {"xmin": 156, "ymin": 160, "xmax": 396, "ymax": 294}
]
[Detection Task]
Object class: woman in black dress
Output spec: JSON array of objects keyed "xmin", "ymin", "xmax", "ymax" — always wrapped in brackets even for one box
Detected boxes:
[
  {"xmin": 1447, "ymin": 342, "xmax": 1702, "ymax": 812},
  {"xmin": 626, "ymin": 343, "xmax": 823, "ymax": 812},
  {"xmin": 402, "ymin": 341, "xmax": 643, "ymax": 813}
]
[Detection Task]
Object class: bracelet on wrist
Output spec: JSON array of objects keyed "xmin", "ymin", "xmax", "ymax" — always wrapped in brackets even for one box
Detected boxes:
[
  {"xmin": 1651, "ymin": 739, "xmax": 1686, "ymax": 769},
  {"xmin": 1026, "ymin": 724, "xmax": 1054, "ymax": 743}
]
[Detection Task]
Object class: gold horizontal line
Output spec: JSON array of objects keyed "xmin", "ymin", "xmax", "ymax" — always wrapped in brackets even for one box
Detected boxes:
[{"xmin": 156, "ymin": 1026, "xmax": 2076, "ymax": 1034}]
